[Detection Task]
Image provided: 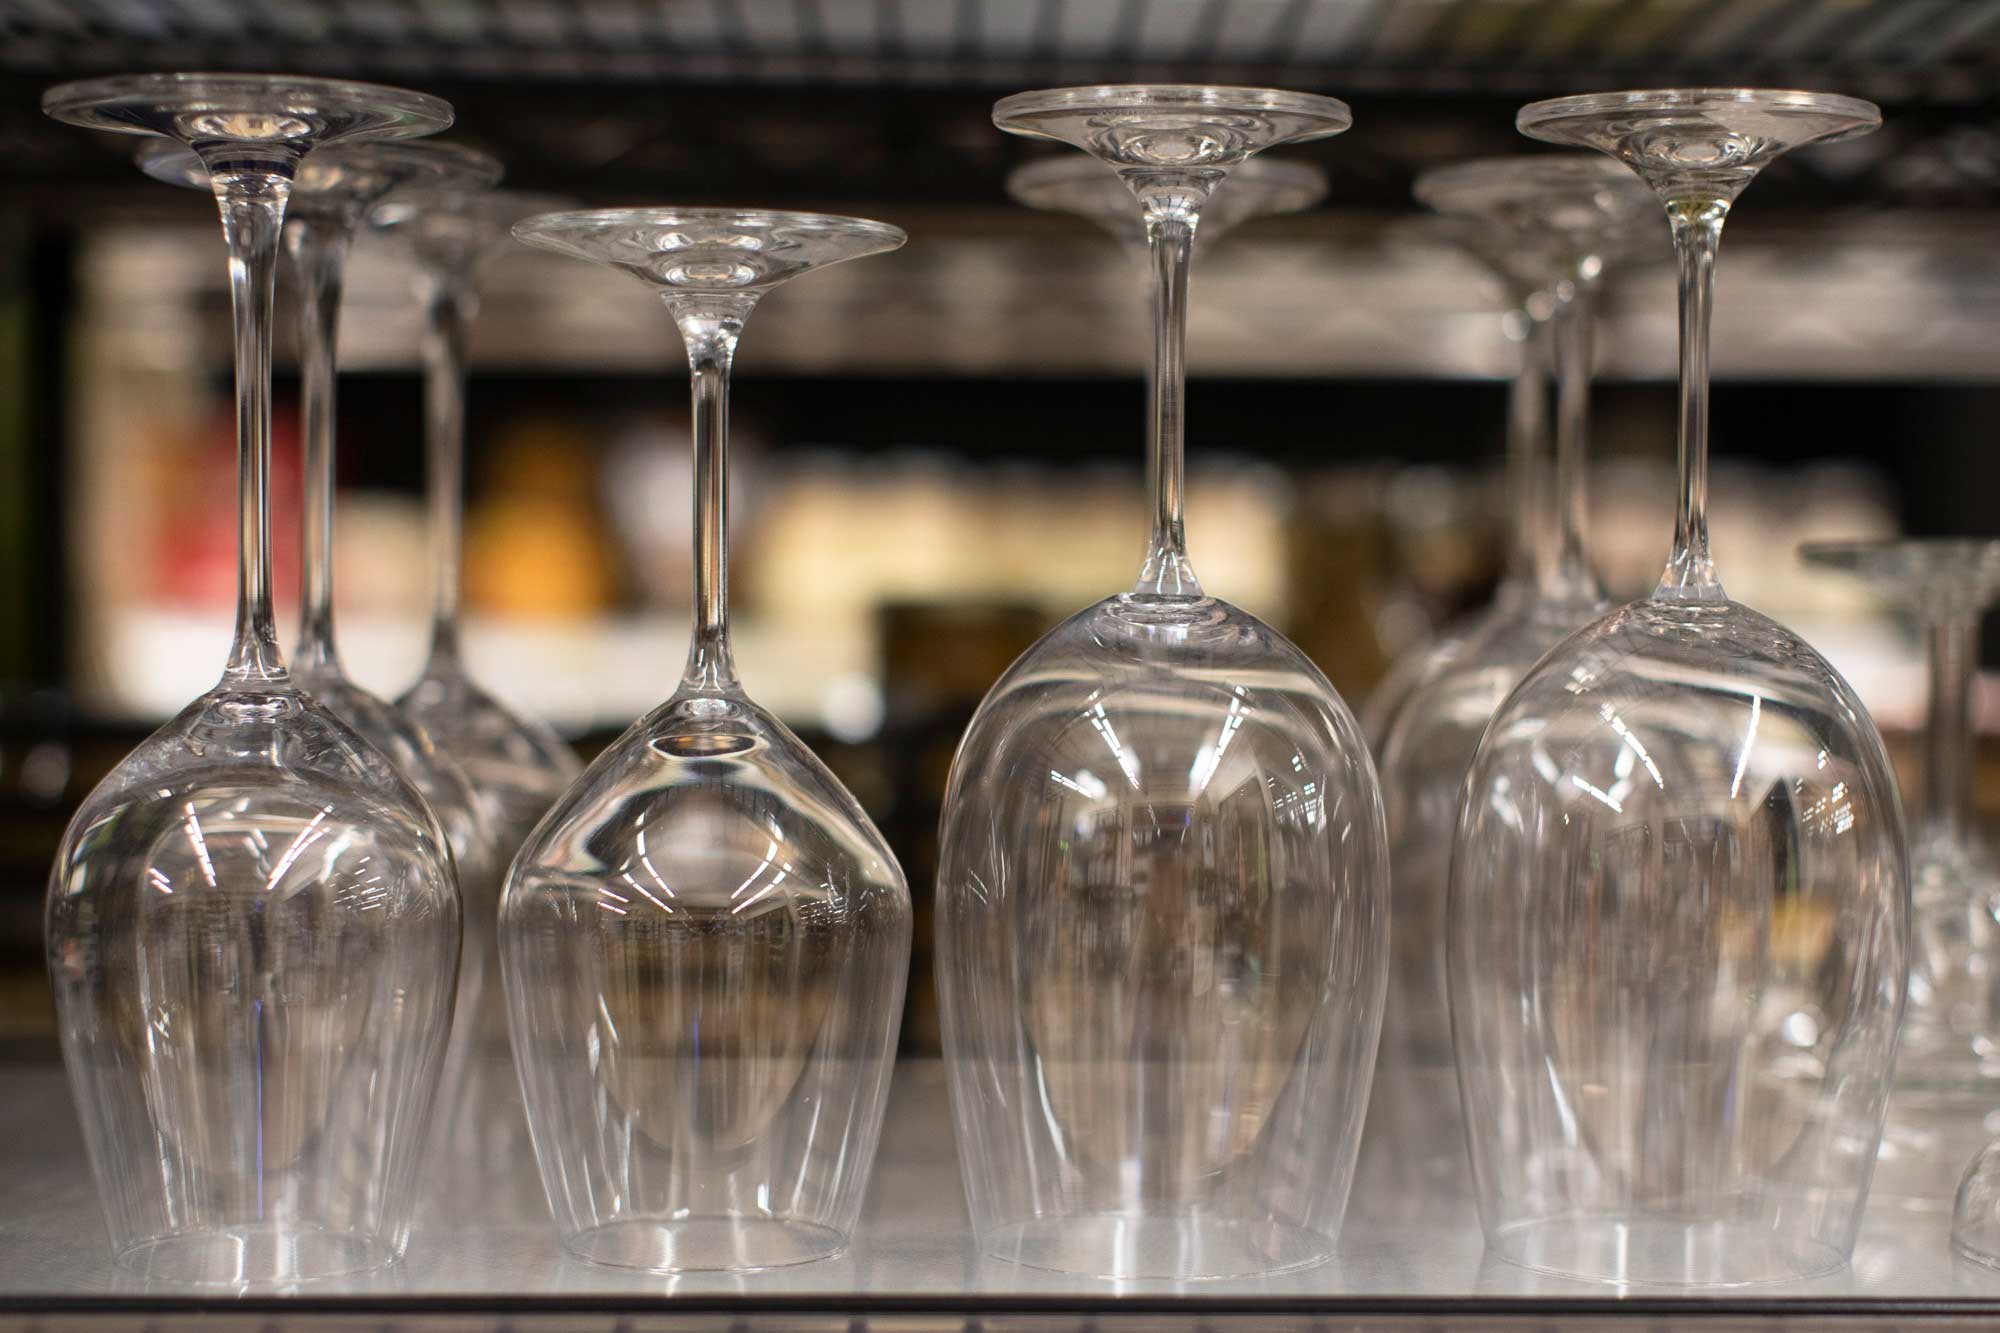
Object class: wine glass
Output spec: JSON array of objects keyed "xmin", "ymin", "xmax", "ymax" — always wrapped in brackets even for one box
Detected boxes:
[
  {"xmin": 369, "ymin": 187, "xmax": 583, "ymax": 860},
  {"xmin": 1007, "ymin": 154, "xmax": 1324, "ymax": 527},
  {"xmin": 137, "ymin": 137, "xmax": 511, "ymax": 1147},
  {"xmin": 1449, "ymin": 90, "xmax": 1907, "ymax": 1287},
  {"xmin": 504, "ymin": 207, "xmax": 913, "ymax": 1272},
  {"xmin": 937, "ymin": 86, "xmax": 1388, "ymax": 1282},
  {"xmin": 1358, "ymin": 220, "xmax": 1550, "ymax": 755},
  {"xmin": 42, "ymin": 74, "xmax": 461, "ymax": 1286},
  {"xmin": 1360, "ymin": 154, "xmax": 1653, "ymax": 1210},
  {"xmin": 1804, "ymin": 539, "xmax": 2000, "ymax": 1208}
]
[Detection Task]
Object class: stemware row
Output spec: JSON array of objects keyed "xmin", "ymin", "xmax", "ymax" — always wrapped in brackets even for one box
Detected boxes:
[{"xmin": 36, "ymin": 71, "xmax": 1959, "ymax": 1292}]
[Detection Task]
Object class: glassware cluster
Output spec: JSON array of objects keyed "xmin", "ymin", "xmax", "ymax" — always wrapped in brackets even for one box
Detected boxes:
[{"xmin": 40, "ymin": 72, "xmax": 1941, "ymax": 1290}]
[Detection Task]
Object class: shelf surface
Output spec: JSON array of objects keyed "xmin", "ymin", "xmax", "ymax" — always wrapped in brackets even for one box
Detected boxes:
[{"xmin": 3, "ymin": 1057, "xmax": 1998, "ymax": 1322}]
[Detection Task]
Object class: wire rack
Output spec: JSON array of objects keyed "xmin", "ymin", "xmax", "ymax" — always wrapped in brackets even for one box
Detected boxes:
[
  {"xmin": 4, "ymin": 0, "xmax": 2000, "ymax": 94},
  {"xmin": 5, "ymin": 2, "xmax": 2000, "ymax": 213}
]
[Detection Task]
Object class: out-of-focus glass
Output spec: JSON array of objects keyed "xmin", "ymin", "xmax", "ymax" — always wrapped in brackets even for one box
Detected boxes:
[
  {"xmin": 503, "ymin": 207, "xmax": 913, "ymax": 1272},
  {"xmin": 937, "ymin": 86, "xmax": 1388, "ymax": 1281},
  {"xmin": 1449, "ymin": 88, "xmax": 1907, "ymax": 1287},
  {"xmin": 369, "ymin": 186, "xmax": 582, "ymax": 1079},
  {"xmin": 41, "ymin": 73, "xmax": 461, "ymax": 1286},
  {"xmin": 1362, "ymin": 155, "xmax": 1650, "ymax": 1211},
  {"xmin": 1806, "ymin": 539, "xmax": 2000, "ymax": 1210},
  {"xmin": 370, "ymin": 187, "xmax": 583, "ymax": 858}
]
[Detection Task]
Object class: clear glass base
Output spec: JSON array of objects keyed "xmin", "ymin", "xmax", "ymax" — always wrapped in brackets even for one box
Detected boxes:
[
  {"xmin": 982, "ymin": 1214, "xmax": 1333, "ymax": 1282},
  {"xmin": 115, "ymin": 1224, "xmax": 399, "ymax": 1287},
  {"xmin": 1488, "ymin": 1214, "xmax": 1846, "ymax": 1288},
  {"xmin": 561, "ymin": 1217, "xmax": 847, "ymax": 1273}
]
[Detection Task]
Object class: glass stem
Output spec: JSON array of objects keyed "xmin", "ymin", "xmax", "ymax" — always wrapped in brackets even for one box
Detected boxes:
[
  {"xmin": 1660, "ymin": 199, "xmax": 1728, "ymax": 601},
  {"xmin": 1500, "ymin": 293, "xmax": 1552, "ymax": 591},
  {"xmin": 1927, "ymin": 614, "xmax": 1977, "ymax": 845},
  {"xmin": 1136, "ymin": 210, "xmax": 1201, "ymax": 598},
  {"xmin": 672, "ymin": 296, "xmax": 755, "ymax": 695},
  {"xmin": 1545, "ymin": 264, "xmax": 1600, "ymax": 601},
  {"xmin": 210, "ymin": 153, "xmax": 297, "ymax": 687},
  {"xmin": 285, "ymin": 211, "xmax": 353, "ymax": 677},
  {"xmin": 420, "ymin": 273, "xmax": 477, "ymax": 671}
]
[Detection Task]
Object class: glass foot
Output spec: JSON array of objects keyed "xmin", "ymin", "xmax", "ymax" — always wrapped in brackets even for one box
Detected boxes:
[
  {"xmin": 1801, "ymin": 538, "xmax": 2000, "ymax": 618},
  {"xmin": 371, "ymin": 187, "xmax": 576, "ymax": 276},
  {"xmin": 513, "ymin": 207, "xmax": 905, "ymax": 293},
  {"xmin": 983, "ymin": 1213, "xmax": 1333, "ymax": 1282},
  {"xmin": 1414, "ymin": 154, "xmax": 1655, "ymax": 257},
  {"xmin": 993, "ymin": 85, "xmax": 1348, "ymax": 173},
  {"xmin": 116, "ymin": 1224, "xmax": 399, "ymax": 1287},
  {"xmin": 562, "ymin": 1217, "xmax": 847, "ymax": 1273},
  {"xmin": 44, "ymin": 72, "xmax": 447, "ymax": 149},
  {"xmin": 1517, "ymin": 88, "xmax": 1879, "ymax": 200}
]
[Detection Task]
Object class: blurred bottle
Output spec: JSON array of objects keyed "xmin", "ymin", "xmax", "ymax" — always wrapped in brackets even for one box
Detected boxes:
[
  {"xmin": 465, "ymin": 420, "xmax": 616, "ymax": 619},
  {"xmin": 877, "ymin": 600, "xmax": 1049, "ymax": 1055}
]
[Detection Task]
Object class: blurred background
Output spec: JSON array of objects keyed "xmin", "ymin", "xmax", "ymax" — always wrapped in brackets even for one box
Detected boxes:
[{"xmin": 2, "ymin": 0, "xmax": 2000, "ymax": 1054}]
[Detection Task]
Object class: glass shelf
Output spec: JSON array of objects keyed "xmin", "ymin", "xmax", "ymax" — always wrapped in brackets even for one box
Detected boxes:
[{"xmin": 3, "ymin": 1058, "xmax": 1997, "ymax": 1328}]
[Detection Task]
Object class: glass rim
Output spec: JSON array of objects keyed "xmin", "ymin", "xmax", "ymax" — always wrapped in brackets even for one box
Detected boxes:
[
  {"xmin": 1518, "ymin": 87, "xmax": 1881, "ymax": 136},
  {"xmin": 43, "ymin": 71, "xmax": 451, "ymax": 136},
  {"xmin": 511, "ymin": 206, "xmax": 908, "ymax": 252},
  {"xmin": 993, "ymin": 84, "xmax": 1352, "ymax": 136}
]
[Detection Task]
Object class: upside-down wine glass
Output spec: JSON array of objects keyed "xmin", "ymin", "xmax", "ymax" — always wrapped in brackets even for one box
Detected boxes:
[
  {"xmin": 937, "ymin": 86, "xmax": 1389, "ymax": 1282},
  {"xmin": 370, "ymin": 187, "xmax": 583, "ymax": 858},
  {"xmin": 371, "ymin": 186, "xmax": 580, "ymax": 1083},
  {"xmin": 1802, "ymin": 540, "xmax": 2000, "ymax": 1087},
  {"xmin": 503, "ymin": 207, "xmax": 913, "ymax": 1272},
  {"xmin": 1449, "ymin": 89, "xmax": 1907, "ymax": 1287},
  {"xmin": 1357, "ymin": 220, "xmax": 1551, "ymax": 755},
  {"xmin": 138, "ymin": 138, "xmax": 510, "ymax": 1150},
  {"xmin": 1008, "ymin": 154, "xmax": 1324, "ymax": 512},
  {"xmin": 42, "ymin": 74, "xmax": 461, "ymax": 1285},
  {"xmin": 1361, "ymin": 154, "xmax": 1653, "ymax": 1210},
  {"xmin": 1803, "ymin": 539, "xmax": 2000, "ymax": 1209}
]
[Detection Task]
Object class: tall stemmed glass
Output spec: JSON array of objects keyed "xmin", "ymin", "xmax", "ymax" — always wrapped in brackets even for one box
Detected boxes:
[
  {"xmin": 938, "ymin": 86, "xmax": 1388, "ymax": 1282},
  {"xmin": 137, "ymin": 139, "xmax": 509, "ymax": 1145},
  {"xmin": 1804, "ymin": 539, "xmax": 2000, "ymax": 1208},
  {"xmin": 1008, "ymin": 155, "xmax": 1324, "ymax": 504},
  {"xmin": 370, "ymin": 187, "xmax": 583, "ymax": 861},
  {"xmin": 1449, "ymin": 90, "xmax": 1907, "ymax": 1286},
  {"xmin": 1362, "ymin": 154, "xmax": 1652, "ymax": 1208},
  {"xmin": 41, "ymin": 74, "xmax": 461, "ymax": 1285},
  {"xmin": 1359, "ymin": 217, "xmax": 1551, "ymax": 753},
  {"xmin": 504, "ymin": 207, "xmax": 913, "ymax": 1273},
  {"xmin": 1805, "ymin": 540, "xmax": 2000, "ymax": 1086}
]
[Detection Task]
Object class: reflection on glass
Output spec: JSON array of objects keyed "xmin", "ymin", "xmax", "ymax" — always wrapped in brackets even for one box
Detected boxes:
[
  {"xmin": 1448, "ymin": 89, "xmax": 1907, "ymax": 1287},
  {"xmin": 503, "ymin": 207, "xmax": 913, "ymax": 1273},
  {"xmin": 937, "ymin": 86, "xmax": 1388, "ymax": 1282},
  {"xmin": 42, "ymin": 73, "xmax": 461, "ymax": 1286}
]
